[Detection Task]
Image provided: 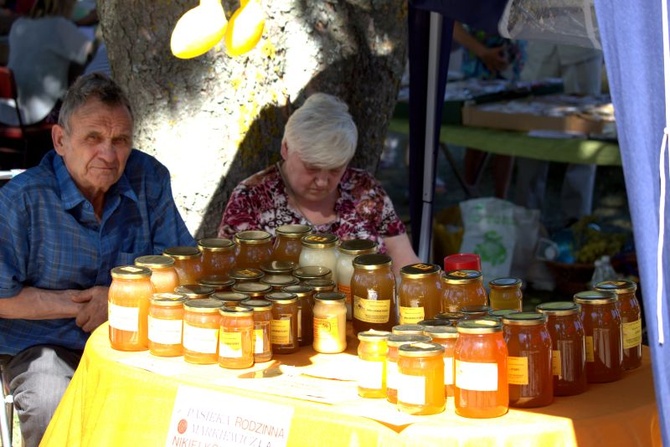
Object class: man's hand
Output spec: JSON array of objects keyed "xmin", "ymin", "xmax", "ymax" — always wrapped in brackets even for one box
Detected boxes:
[
  {"xmin": 72, "ymin": 286, "xmax": 109, "ymax": 332},
  {"xmin": 477, "ymin": 46, "xmax": 509, "ymax": 74}
]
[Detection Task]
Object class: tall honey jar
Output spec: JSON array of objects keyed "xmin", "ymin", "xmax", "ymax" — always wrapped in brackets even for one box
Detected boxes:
[
  {"xmin": 148, "ymin": 292, "xmax": 186, "ymax": 357},
  {"xmin": 441, "ymin": 270, "xmax": 488, "ymax": 313},
  {"xmin": 197, "ymin": 237, "xmax": 236, "ymax": 277},
  {"xmin": 198, "ymin": 275, "xmax": 235, "ymax": 293},
  {"xmin": 454, "ymin": 319, "xmax": 508, "ymax": 418},
  {"xmin": 502, "ymin": 312, "xmax": 553, "ymax": 408},
  {"xmin": 265, "ymin": 292, "xmax": 299, "ymax": 354},
  {"xmin": 218, "ymin": 305, "xmax": 255, "ymax": 369},
  {"xmin": 109, "ymin": 265, "xmax": 155, "ymax": 351},
  {"xmin": 163, "ymin": 246, "xmax": 203, "ymax": 285},
  {"xmin": 282, "ymin": 284, "xmax": 315, "ymax": 347},
  {"xmin": 234, "ymin": 230, "xmax": 273, "ymax": 270},
  {"xmin": 424, "ymin": 325, "xmax": 459, "ymax": 397},
  {"xmin": 242, "ymin": 298, "xmax": 274, "ymax": 362},
  {"xmin": 182, "ymin": 298, "xmax": 223, "ymax": 364},
  {"xmin": 312, "ymin": 292, "xmax": 348, "ymax": 353},
  {"xmin": 594, "ymin": 279, "xmax": 642, "ymax": 370},
  {"xmin": 273, "ymin": 224, "xmax": 312, "ymax": 263},
  {"xmin": 398, "ymin": 263, "xmax": 442, "ymax": 324},
  {"xmin": 386, "ymin": 334, "xmax": 431, "ymax": 404},
  {"xmin": 352, "ymin": 253, "xmax": 397, "ymax": 333},
  {"xmin": 397, "ymin": 342, "xmax": 446, "ymax": 415},
  {"xmin": 536, "ymin": 301, "xmax": 587, "ymax": 396},
  {"xmin": 299, "ymin": 233, "xmax": 339, "ymax": 276},
  {"xmin": 574, "ymin": 290, "xmax": 623, "ymax": 383},
  {"xmin": 357, "ymin": 330, "xmax": 391, "ymax": 398},
  {"xmin": 488, "ymin": 277, "xmax": 523, "ymax": 311},
  {"xmin": 336, "ymin": 239, "xmax": 378, "ymax": 321},
  {"xmin": 134, "ymin": 255, "xmax": 180, "ymax": 294}
]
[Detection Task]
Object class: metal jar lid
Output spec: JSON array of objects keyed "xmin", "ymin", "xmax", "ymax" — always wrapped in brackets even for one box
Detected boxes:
[
  {"xmin": 174, "ymin": 284, "xmax": 215, "ymax": 298},
  {"xmin": 150, "ymin": 292, "xmax": 187, "ymax": 306},
  {"xmin": 536, "ymin": 301, "xmax": 579, "ymax": 316},
  {"xmin": 594, "ymin": 279, "xmax": 638, "ymax": 294},
  {"xmin": 111, "ymin": 265, "xmax": 151, "ymax": 279},
  {"xmin": 293, "ymin": 266, "xmax": 331, "ymax": 280},
  {"xmin": 502, "ymin": 311, "xmax": 547, "ymax": 326},
  {"xmin": 134, "ymin": 255, "xmax": 175, "ymax": 269},
  {"xmin": 489, "ymin": 277, "xmax": 523, "ymax": 288},
  {"xmin": 314, "ymin": 291, "xmax": 346, "ymax": 303},
  {"xmin": 163, "ymin": 246, "xmax": 201, "ymax": 259},
  {"xmin": 219, "ymin": 305, "xmax": 253, "ymax": 317},
  {"xmin": 232, "ymin": 282, "xmax": 273, "ymax": 297},
  {"xmin": 398, "ymin": 342, "xmax": 445, "ymax": 357},
  {"xmin": 456, "ymin": 319, "xmax": 502, "ymax": 334},
  {"xmin": 241, "ymin": 299, "xmax": 273, "ymax": 310},
  {"xmin": 352, "ymin": 253, "xmax": 392, "ymax": 270},
  {"xmin": 260, "ymin": 260, "xmax": 297, "ymax": 274},
  {"xmin": 387, "ymin": 334, "xmax": 431, "ymax": 347},
  {"xmin": 573, "ymin": 290, "xmax": 618, "ymax": 305},
  {"xmin": 197, "ymin": 237, "xmax": 235, "ymax": 252},
  {"xmin": 400, "ymin": 263, "xmax": 441, "ymax": 278},
  {"xmin": 211, "ymin": 292, "xmax": 249, "ymax": 304},
  {"xmin": 183, "ymin": 298, "xmax": 223, "ymax": 312},
  {"xmin": 276, "ymin": 224, "xmax": 313, "ymax": 238},
  {"xmin": 357, "ymin": 329, "xmax": 391, "ymax": 342},
  {"xmin": 442, "ymin": 269, "xmax": 483, "ymax": 284},
  {"xmin": 301, "ymin": 233, "xmax": 339, "ymax": 249},
  {"xmin": 423, "ymin": 325, "xmax": 459, "ymax": 339},
  {"xmin": 338, "ymin": 239, "xmax": 377, "ymax": 255},
  {"xmin": 392, "ymin": 324, "xmax": 427, "ymax": 335},
  {"xmin": 265, "ymin": 291, "xmax": 298, "ymax": 304},
  {"xmin": 234, "ymin": 230, "xmax": 272, "ymax": 245},
  {"xmin": 228, "ymin": 267, "xmax": 265, "ymax": 282}
]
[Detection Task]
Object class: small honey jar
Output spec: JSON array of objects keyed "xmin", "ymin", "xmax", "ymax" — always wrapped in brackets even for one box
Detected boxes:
[
  {"xmin": 148, "ymin": 292, "xmax": 187, "ymax": 357},
  {"xmin": 357, "ymin": 330, "xmax": 391, "ymax": 398},
  {"xmin": 218, "ymin": 305, "xmax": 255, "ymax": 369},
  {"xmin": 397, "ymin": 342, "xmax": 446, "ymax": 415},
  {"xmin": 182, "ymin": 298, "xmax": 223, "ymax": 364}
]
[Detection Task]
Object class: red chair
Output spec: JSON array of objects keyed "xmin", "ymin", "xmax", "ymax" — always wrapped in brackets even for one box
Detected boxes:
[{"xmin": 0, "ymin": 66, "xmax": 55, "ymax": 169}]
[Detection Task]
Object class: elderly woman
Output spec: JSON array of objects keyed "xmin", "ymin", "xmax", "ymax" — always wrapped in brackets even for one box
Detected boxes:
[{"xmin": 218, "ymin": 92, "xmax": 420, "ymax": 274}]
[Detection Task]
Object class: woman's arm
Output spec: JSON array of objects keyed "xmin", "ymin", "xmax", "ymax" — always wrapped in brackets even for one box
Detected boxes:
[{"xmin": 383, "ymin": 233, "xmax": 422, "ymax": 276}]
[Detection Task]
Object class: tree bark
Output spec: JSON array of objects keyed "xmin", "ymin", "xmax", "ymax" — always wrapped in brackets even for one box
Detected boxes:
[{"xmin": 98, "ymin": 0, "xmax": 407, "ymax": 238}]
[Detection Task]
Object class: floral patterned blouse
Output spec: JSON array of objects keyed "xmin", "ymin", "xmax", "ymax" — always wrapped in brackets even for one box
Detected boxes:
[{"xmin": 218, "ymin": 164, "xmax": 407, "ymax": 254}]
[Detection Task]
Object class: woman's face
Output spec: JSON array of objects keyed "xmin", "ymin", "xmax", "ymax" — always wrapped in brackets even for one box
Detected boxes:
[{"xmin": 281, "ymin": 142, "xmax": 347, "ymax": 204}]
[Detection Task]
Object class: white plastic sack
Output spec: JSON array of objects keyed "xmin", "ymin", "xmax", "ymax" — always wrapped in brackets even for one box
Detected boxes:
[{"xmin": 498, "ymin": 0, "xmax": 602, "ymax": 49}]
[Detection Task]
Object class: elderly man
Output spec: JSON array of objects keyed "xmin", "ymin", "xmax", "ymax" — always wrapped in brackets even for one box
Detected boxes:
[{"xmin": 0, "ymin": 73, "xmax": 194, "ymax": 447}]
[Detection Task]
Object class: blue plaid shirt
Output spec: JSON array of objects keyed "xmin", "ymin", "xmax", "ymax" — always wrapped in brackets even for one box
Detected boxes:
[{"xmin": 0, "ymin": 149, "xmax": 195, "ymax": 354}]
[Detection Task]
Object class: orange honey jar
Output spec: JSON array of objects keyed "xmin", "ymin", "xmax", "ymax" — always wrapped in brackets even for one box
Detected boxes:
[
  {"xmin": 441, "ymin": 270, "xmax": 488, "ymax": 313},
  {"xmin": 182, "ymin": 298, "xmax": 223, "ymax": 364},
  {"xmin": 134, "ymin": 255, "xmax": 180, "ymax": 294},
  {"xmin": 218, "ymin": 305, "xmax": 255, "ymax": 369},
  {"xmin": 397, "ymin": 342, "xmax": 446, "ymax": 415},
  {"xmin": 148, "ymin": 292, "xmax": 186, "ymax": 357},
  {"xmin": 108, "ymin": 265, "xmax": 155, "ymax": 351}
]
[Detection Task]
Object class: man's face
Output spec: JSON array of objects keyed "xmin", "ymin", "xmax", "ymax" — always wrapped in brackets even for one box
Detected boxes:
[{"xmin": 52, "ymin": 98, "xmax": 133, "ymax": 199}]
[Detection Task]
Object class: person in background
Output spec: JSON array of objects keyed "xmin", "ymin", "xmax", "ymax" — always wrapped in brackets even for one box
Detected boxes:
[
  {"xmin": 0, "ymin": 0, "xmax": 94, "ymax": 126},
  {"xmin": 0, "ymin": 73, "xmax": 194, "ymax": 447},
  {"xmin": 513, "ymin": 42, "xmax": 604, "ymax": 224},
  {"xmin": 218, "ymin": 92, "xmax": 421, "ymax": 275},
  {"xmin": 452, "ymin": 21, "xmax": 526, "ymax": 199}
]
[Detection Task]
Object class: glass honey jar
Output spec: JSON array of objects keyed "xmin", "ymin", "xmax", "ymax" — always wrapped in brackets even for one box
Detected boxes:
[
  {"xmin": 352, "ymin": 253, "xmax": 397, "ymax": 333},
  {"xmin": 197, "ymin": 237, "xmax": 236, "ymax": 277},
  {"xmin": 134, "ymin": 255, "xmax": 180, "ymax": 294},
  {"xmin": 148, "ymin": 292, "xmax": 186, "ymax": 357},
  {"xmin": 108, "ymin": 265, "xmax": 155, "ymax": 351},
  {"xmin": 313, "ymin": 292, "xmax": 348, "ymax": 354},
  {"xmin": 265, "ymin": 292, "xmax": 299, "ymax": 354},
  {"xmin": 536, "ymin": 301, "xmax": 587, "ymax": 396},
  {"xmin": 198, "ymin": 275, "xmax": 235, "ymax": 293},
  {"xmin": 299, "ymin": 233, "xmax": 339, "ymax": 277},
  {"xmin": 182, "ymin": 298, "xmax": 223, "ymax": 364},
  {"xmin": 260, "ymin": 274, "xmax": 299, "ymax": 291},
  {"xmin": 488, "ymin": 277, "xmax": 523, "ymax": 311},
  {"xmin": 357, "ymin": 330, "xmax": 391, "ymax": 398},
  {"xmin": 163, "ymin": 246, "xmax": 203, "ymax": 286},
  {"xmin": 231, "ymin": 281, "xmax": 273, "ymax": 300},
  {"xmin": 336, "ymin": 239, "xmax": 378, "ymax": 321},
  {"xmin": 502, "ymin": 312, "xmax": 553, "ymax": 408},
  {"xmin": 174, "ymin": 284, "xmax": 215, "ymax": 300},
  {"xmin": 218, "ymin": 305, "xmax": 255, "ymax": 369},
  {"xmin": 424, "ymin": 325, "xmax": 459, "ymax": 397},
  {"xmin": 228, "ymin": 267, "xmax": 265, "ymax": 283},
  {"xmin": 573, "ymin": 290, "xmax": 623, "ymax": 383},
  {"xmin": 282, "ymin": 284, "xmax": 315, "ymax": 347},
  {"xmin": 386, "ymin": 334, "xmax": 431, "ymax": 404},
  {"xmin": 273, "ymin": 224, "xmax": 312, "ymax": 263},
  {"xmin": 211, "ymin": 291, "xmax": 249, "ymax": 307},
  {"xmin": 234, "ymin": 230, "xmax": 273, "ymax": 270},
  {"xmin": 594, "ymin": 279, "xmax": 642, "ymax": 370},
  {"xmin": 397, "ymin": 342, "xmax": 446, "ymax": 415},
  {"xmin": 242, "ymin": 298, "xmax": 274, "ymax": 362},
  {"xmin": 454, "ymin": 319, "xmax": 508, "ymax": 418},
  {"xmin": 398, "ymin": 263, "xmax": 442, "ymax": 324},
  {"xmin": 441, "ymin": 270, "xmax": 488, "ymax": 313}
]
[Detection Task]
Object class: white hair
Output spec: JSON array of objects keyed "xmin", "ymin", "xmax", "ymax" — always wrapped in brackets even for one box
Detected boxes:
[{"xmin": 282, "ymin": 93, "xmax": 358, "ymax": 169}]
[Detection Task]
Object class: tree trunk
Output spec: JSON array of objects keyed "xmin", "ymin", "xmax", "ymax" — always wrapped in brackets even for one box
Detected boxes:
[{"xmin": 98, "ymin": 0, "xmax": 407, "ymax": 238}]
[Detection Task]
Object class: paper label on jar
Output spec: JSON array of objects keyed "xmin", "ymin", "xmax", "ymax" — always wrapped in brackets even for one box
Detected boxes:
[
  {"xmin": 182, "ymin": 324, "xmax": 218, "ymax": 354},
  {"xmin": 585, "ymin": 336, "xmax": 595, "ymax": 362},
  {"xmin": 552, "ymin": 349, "xmax": 562, "ymax": 377},
  {"xmin": 455, "ymin": 360, "xmax": 498, "ymax": 391},
  {"xmin": 444, "ymin": 356, "xmax": 454, "ymax": 386},
  {"xmin": 397, "ymin": 373, "xmax": 426, "ymax": 405},
  {"xmin": 148, "ymin": 316, "xmax": 182, "ymax": 345},
  {"xmin": 219, "ymin": 331, "xmax": 243, "ymax": 358},
  {"xmin": 254, "ymin": 328, "xmax": 265, "ymax": 354},
  {"xmin": 108, "ymin": 302, "xmax": 140, "ymax": 332},
  {"xmin": 358, "ymin": 359, "xmax": 384, "ymax": 390},
  {"xmin": 386, "ymin": 359, "xmax": 399, "ymax": 391},
  {"xmin": 507, "ymin": 356, "xmax": 529, "ymax": 385},
  {"xmin": 399, "ymin": 306, "xmax": 425, "ymax": 324},
  {"xmin": 623, "ymin": 319, "xmax": 642, "ymax": 349},
  {"xmin": 353, "ymin": 296, "xmax": 390, "ymax": 323},
  {"xmin": 271, "ymin": 317, "xmax": 291, "ymax": 345},
  {"xmin": 314, "ymin": 316, "xmax": 339, "ymax": 340}
]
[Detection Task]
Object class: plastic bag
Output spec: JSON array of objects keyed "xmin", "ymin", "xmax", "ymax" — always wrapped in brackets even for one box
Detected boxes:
[{"xmin": 498, "ymin": 0, "xmax": 602, "ymax": 49}]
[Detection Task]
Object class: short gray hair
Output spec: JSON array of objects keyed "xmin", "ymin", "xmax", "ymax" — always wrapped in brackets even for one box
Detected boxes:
[
  {"xmin": 282, "ymin": 93, "xmax": 357, "ymax": 169},
  {"xmin": 58, "ymin": 73, "xmax": 134, "ymax": 131}
]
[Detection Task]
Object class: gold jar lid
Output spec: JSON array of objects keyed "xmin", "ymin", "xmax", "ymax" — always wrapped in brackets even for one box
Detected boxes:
[
  {"xmin": 460, "ymin": 305, "xmax": 491, "ymax": 316},
  {"xmin": 352, "ymin": 253, "xmax": 392, "ymax": 270},
  {"xmin": 276, "ymin": 224, "xmax": 313, "ymax": 238},
  {"xmin": 301, "ymin": 233, "xmax": 339, "ymax": 249},
  {"xmin": 234, "ymin": 230, "xmax": 272, "ymax": 245},
  {"xmin": 163, "ymin": 246, "xmax": 201, "ymax": 259},
  {"xmin": 594, "ymin": 279, "xmax": 638, "ymax": 295},
  {"xmin": 442, "ymin": 269, "xmax": 483, "ymax": 284},
  {"xmin": 111, "ymin": 265, "xmax": 151, "ymax": 279},
  {"xmin": 174, "ymin": 284, "xmax": 215, "ymax": 298},
  {"xmin": 211, "ymin": 292, "xmax": 249, "ymax": 304},
  {"xmin": 398, "ymin": 342, "xmax": 445, "ymax": 357},
  {"xmin": 183, "ymin": 298, "xmax": 223, "ymax": 312},
  {"xmin": 502, "ymin": 311, "xmax": 547, "ymax": 326},
  {"xmin": 199, "ymin": 275, "xmax": 235, "ymax": 288},
  {"xmin": 242, "ymin": 299, "xmax": 273, "ymax": 310},
  {"xmin": 260, "ymin": 260, "xmax": 297, "ymax": 274},
  {"xmin": 281, "ymin": 284, "xmax": 314, "ymax": 298},
  {"xmin": 338, "ymin": 239, "xmax": 377, "ymax": 255},
  {"xmin": 418, "ymin": 318, "xmax": 455, "ymax": 328},
  {"xmin": 265, "ymin": 292, "xmax": 298, "ymax": 304},
  {"xmin": 303, "ymin": 278, "xmax": 335, "ymax": 292},
  {"xmin": 134, "ymin": 255, "xmax": 175, "ymax": 269},
  {"xmin": 392, "ymin": 324, "xmax": 426, "ymax": 335},
  {"xmin": 489, "ymin": 277, "xmax": 523, "ymax": 288},
  {"xmin": 197, "ymin": 237, "xmax": 235, "ymax": 252},
  {"xmin": 232, "ymin": 281, "xmax": 273, "ymax": 297},
  {"xmin": 314, "ymin": 291, "xmax": 346, "ymax": 303},
  {"xmin": 456, "ymin": 319, "xmax": 502, "ymax": 334},
  {"xmin": 536, "ymin": 301, "xmax": 579, "ymax": 316},
  {"xmin": 293, "ymin": 266, "xmax": 331, "ymax": 280},
  {"xmin": 387, "ymin": 334, "xmax": 431, "ymax": 347},
  {"xmin": 400, "ymin": 263, "xmax": 441, "ymax": 278},
  {"xmin": 260, "ymin": 274, "xmax": 299, "ymax": 288},
  {"xmin": 219, "ymin": 305, "xmax": 253, "ymax": 317},
  {"xmin": 228, "ymin": 267, "xmax": 264, "ymax": 282},
  {"xmin": 489, "ymin": 309, "xmax": 520, "ymax": 319},
  {"xmin": 150, "ymin": 292, "xmax": 187, "ymax": 306},
  {"xmin": 573, "ymin": 290, "xmax": 618, "ymax": 305},
  {"xmin": 357, "ymin": 329, "xmax": 391, "ymax": 342},
  {"xmin": 434, "ymin": 311, "xmax": 465, "ymax": 322},
  {"xmin": 423, "ymin": 325, "xmax": 459, "ymax": 339}
]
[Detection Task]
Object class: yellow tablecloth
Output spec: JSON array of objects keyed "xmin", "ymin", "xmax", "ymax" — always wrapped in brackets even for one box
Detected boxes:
[{"xmin": 42, "ymin": 324, "xmax": 660, "ymax": 447}]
